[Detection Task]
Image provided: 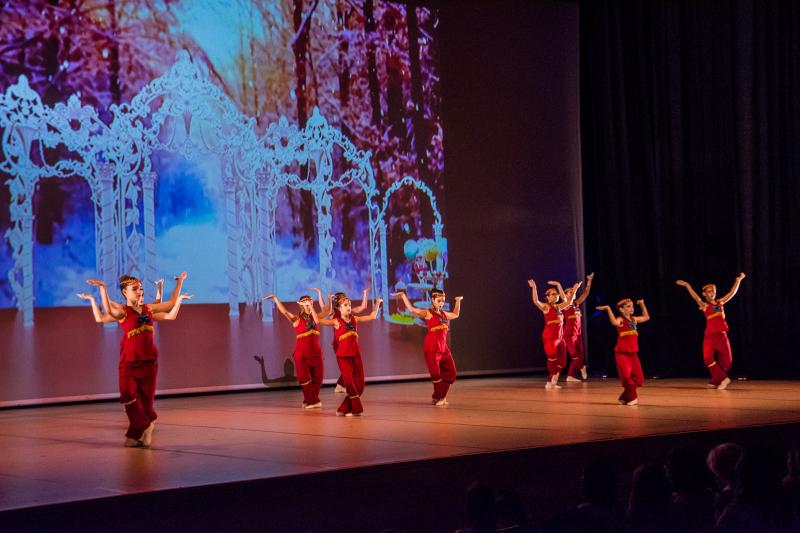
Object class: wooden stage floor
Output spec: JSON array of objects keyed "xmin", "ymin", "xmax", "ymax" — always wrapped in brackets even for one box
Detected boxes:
[{"xmin": 2, "ymin": 376, "xmax": 800, "ymax": 513}]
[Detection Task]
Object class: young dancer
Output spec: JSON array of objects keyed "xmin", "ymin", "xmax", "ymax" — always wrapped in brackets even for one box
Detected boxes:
[
  {"xmin": 564, "ymin": 272, "xmax": 595, "ymax": 382},
  {"xmin": 315, "ymin": 295, "xmax": 382, "ymax": 416},
  {"xmin": 596, "ymin": 298, "xmax": 650, "ymax": 405},
  {"xmin": 262, "ymin": 294, "xmax": 324, "ymax": 409},
  {"xmin": 528, "ymin": 279, "xmax": 582, "ymax": 389},
  {"xmin": 391, "ymin": 289, "xmax": 463, "ymax": 406},
  {"xmin": 313, "ymin": 287, "xmax": 369, "ymax": 393},
  {"xmin": 675, "ymin": 273, "xmax": 745, "ymax": 390},
  {"xmin": 80, "ymin": 273, "xmax": 189, "ymax": 446}
]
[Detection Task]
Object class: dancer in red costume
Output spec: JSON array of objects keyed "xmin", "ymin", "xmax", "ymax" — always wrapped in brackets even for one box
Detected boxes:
[
  {"xmin": 675, "ymin": 273, "xmax": 745, "ymax": 390},
  {"xmin": 79, "ymin": 273, "xmax": 189, "ymax": 447},
  {"xmin": 596, "ymin": 298, "xmax": 650, "ymax": 405},
  {"xmin": 392, "ymin": 289, "xmax": 463, "ymax": 406},
  {"xmin": 315, "ymin": 295, "xmax": 383, "ymax": 416},
  {"xmin": 263, "ymin": 294, "xmax": 325, "ymax": 409},
  {"xmin": 529, "ymin": 279, "xmax": 582, "ymax": 389},
  {"xmin": 564, "ymin": 272, "xmax": 595, "ymax": 383},
  {"xmin": 314, "ymin": 287, "xmax": 369, "ymax": 393}
]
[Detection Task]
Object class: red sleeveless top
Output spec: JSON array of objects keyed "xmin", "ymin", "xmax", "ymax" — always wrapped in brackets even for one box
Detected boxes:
[
  {"xmin": 615, "ymin": 317, "xmax": 639, "ymax": 353},
  {"xmin": 704, "ymin": 301, "xmax": 729, "ymax": 334},
  {"xmin": 542, "ymin": 306, "xmax": 564, "ymax": 340},
  {"xmin": 564, "ymin": 304, "xmax": 582, "ymax": 337},
  {"xmin": 424, "ymin": 310, "xmax": 450, "ymax": 353},
  {"xmin": 333, "ymin": 316, "xmax": 361, "ymax": 357},
  {"xmin": 119, "ymin": 305, "xmax": 158, "ymax": 363},
  {"xmin": 293, "ymin": 315, "xmax": 322, "ymax": 358}
]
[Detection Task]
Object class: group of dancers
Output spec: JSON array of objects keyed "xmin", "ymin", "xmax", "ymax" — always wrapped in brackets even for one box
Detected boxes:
[
  {"xmin": 78, "ymin": 269, "xmax": 743, "ymax": 447},
  {"xmin": 529, "ymin": 272, "xmax": 746, "ymax": 406},
  {"xmin": 78, "ymin": 275, "xmax": 462, "ymax": 447}
]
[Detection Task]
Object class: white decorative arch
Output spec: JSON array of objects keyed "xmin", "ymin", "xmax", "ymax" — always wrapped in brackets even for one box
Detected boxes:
[{"xmin": 0, "ymin": 51, "xmax": 446, "ymax": 325}]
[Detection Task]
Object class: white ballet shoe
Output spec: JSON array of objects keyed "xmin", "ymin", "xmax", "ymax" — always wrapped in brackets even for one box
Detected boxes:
[
  {"xmin": 717, "ymin": 377, "xmax": 731, "ymax": 390},
  {"xmin": 140, "ymin": 422, "xmax": 155, "ymax": 447},
  {"xmin": 304, "ymin": 401, "xmax": 322, "ymax": 409},
  {"xmin": 580, "ymin": 366, "xmax": 588, "ymax": 380},
  {"xmin": 626, "ymin": 398, "xmax": 639, "ymax": 406},
  {"xmin": 334, "ymin": 384, "xmax": 346, "ymax": 393},
  {"xmin": 566, "ymin": 376, "xmax": 581, "ymax": 383}
]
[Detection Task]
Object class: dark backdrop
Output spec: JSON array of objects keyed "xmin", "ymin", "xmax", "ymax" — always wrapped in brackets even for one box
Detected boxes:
[
  {"xmin": 437, "ymin": 0, "xmax": 583, "ymax": 372},
  {"xmin": 580, "ymin": 0, "xmax": 800, "ymax": 378}
]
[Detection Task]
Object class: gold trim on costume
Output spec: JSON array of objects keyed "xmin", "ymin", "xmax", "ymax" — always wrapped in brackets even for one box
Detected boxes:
[
  {"xmin": 706, "ymin": 311, "xmax": 725, "ymax": 320},
  {"xmin": 126, "ymin": 325, "xmax": 154, "ymax": 338},
  {"xmin": 296, "ymin": 330, "xmax": 321, "ymax": 339},
  {"xmin": 339, "ymin": 331, "xmax": 359, "ymax": 341},
  {"xmin": 546, "ymin": 319, "xmax": 562, "ymax": 325},
  {"xmin": 619, "ymin": 330, "xmax": 638, "ymax": 337},
  {"xmin": 430, "ymin": 324, "xmax": 449, "ymax": 332}
]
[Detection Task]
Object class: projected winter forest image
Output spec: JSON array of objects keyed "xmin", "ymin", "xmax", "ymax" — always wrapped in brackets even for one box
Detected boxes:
[{"xmin": 0, "ymin": 0, "xmax": 449, "ymax": 400}]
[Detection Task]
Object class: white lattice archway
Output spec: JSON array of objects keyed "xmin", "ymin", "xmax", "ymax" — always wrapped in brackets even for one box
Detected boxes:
[{"xmin": 0, "ymin": 51, "xmax": 394, "ymax": 324}]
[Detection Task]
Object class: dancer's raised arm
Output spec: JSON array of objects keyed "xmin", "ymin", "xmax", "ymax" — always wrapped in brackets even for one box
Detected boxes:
[
  {"xmin": 77, "ymin": 293, "xmax": 118, "ymax": 323},
  {"xmin": 528, "ymin": 279, "xmax": 547, "ymax": 311},
  {"xmin": 596, "ymin": 304, "xmax": 622, "ymax": 327},
  {"xmin": 153, "ymin": 294, "xmax": 192, "ymax": 321},
  {"xmin": 151, "ymin": 279, "xmax": 164, "ymax": 304},
  {"xmin": 559, "ymin": 281, "xmax": 583, "ymax": 309},
  {"xmin": 149, "ymin": 272, "xmax": 187, "ymax": 313},
  {"xmin": 675, "ymin": 279, "xmax": 706, "ymax": 309},
  {"xmin": 355, "ymin": 299, "xmax": 383, "ymax": 323},
  {"xmin": 444, "ymin": 296, "xmax": 463, "ymax": 320},
  {"xmin": 718, "ymin": 273, "xmax": 746, "ymax": 304},
  {"xmin": 391, "ymin": 290, "xmax": 429, "ymax": 319},
  {"xmin": 87, "ymin": 280, "xmax": 126, "ymax": 320},
  {"xmin": 548, "ymin": 280, "xmax": 567, "ymax": 303},
  {"xmin": 634, "ymin": 299, "xmax": 650, "ymax": 324},
  {"xmin": 262, "ymin": 294, "xmax": 299, "ymax": 325},
  {"xmin": 352, "ymin": 287, "xmax": 370, "ymax": 313},
  {"xmin": 574, "ymin": 273, "xmax": 595, "ymax": 306}
]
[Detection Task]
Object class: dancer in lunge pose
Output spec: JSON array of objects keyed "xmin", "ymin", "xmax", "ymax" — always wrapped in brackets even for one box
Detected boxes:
[
  {"xmin": 675, "ymin": 273, "xmax": 745, "ymax": 390},
  {"xmin": 313, "ymin": 287, "xmax": 370, "ymax": 393},
  {"xmin": 596, "ymin": 298, "xmax": 650, "ymax": 405},
  {"xmin": 528, "ymin": 279, "xmax": 582, "ymax": 389},
  {"xmin": 80, "ymin": 273, "xmax": 189, "ymax": 447},
  {"xmin": 391, "ymin": 289, "xmax": 463, "ymax": 405},
  {"xmin": 564, "ymin": 273, "xmax": 595, "ymax": 382},
  {"xmin": 315, "ymin": 295, "xmax": 382, "ymax": 416},
  {"xmin": 262, "ymin": 294, "xmax": 324, "ymax": 409}
]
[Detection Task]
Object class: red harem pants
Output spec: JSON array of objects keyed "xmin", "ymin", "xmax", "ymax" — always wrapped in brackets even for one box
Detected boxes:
[
  {"xmin": 336, "ymin": 355, "xmax": 365, "ymax": 414},
  {"xmin": 119, "ymin": 360, "xmax": 158, "ymax": 440},
  {"xmin": 294, "ymin": 353, "xmax": 323, "ymax": 405},
  {"xmin": 703, "ymin": 332, "xmax": 732, "ymax": 385},
  {"xmin": 566, "ymin": 334, "xmax": 585, "ymax": 377},
  {"xmin": 425, "ymin": 349, "xmax": 457, "ymax": 400},
  {"xmin": 615, "ymin": 350, "xmax": 643, "ymax": 402},
  {"xmin": 543, "ymin": 338, "xmax": 566, "ymax": 381}
]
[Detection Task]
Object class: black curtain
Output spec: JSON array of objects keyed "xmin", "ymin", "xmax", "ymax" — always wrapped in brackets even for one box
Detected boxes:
[{"xmin": 580, "ymin": 1, "xmax": 800, "ymax": 378}]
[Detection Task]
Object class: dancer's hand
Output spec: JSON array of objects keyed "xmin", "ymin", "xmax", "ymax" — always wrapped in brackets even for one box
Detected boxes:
[
  {"xmin": 389, "ymin": 291, "xmax": 406, "ymax": 296},
  {"xmin": 636, "ymin": 299, "xmax": 645, "ymax": 306},
  {"xmin": 596, "ymin": 305, "xmax": 610, "ymax": 311},
  {"xmin": 586, "ymin": 272, "xmax": 595, "ymax": 281},
  {"xmin": 675, "ymin": 279, "xmax": 688, "ymax": 287},
  {"xmin": 528, "ymin": 279, "xmax": 536, "ymax": 288},
  {"xmin": 86, "ymin": 279, "xmax": 105, "ymax": 287},
  {"xmin": 310, "ymin": 287, "xmax": 322, "ymax": 294},
  {"xmin": 262, "ymin": 294, "xmax": 276, "ymax": 301},
  {"xmin": 737, "ymin": 272, "xmax": 746, "ymax": 280},
  {"xmin": 454, "ymin": 296, "xmax": 464, "ymax": 302},
  {"xmin": 180, "ymin": 294, "xmax": 193, "ymax": 300},
  {"xmin": 174, "ymin": 271, "xmax": 188, "ymax": 281},
  {"xmin": 77, "ymin": 293, "xmax": 94, "ymax": 301}
]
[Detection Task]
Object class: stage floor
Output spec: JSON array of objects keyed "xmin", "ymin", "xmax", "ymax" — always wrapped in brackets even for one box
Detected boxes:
[{"xmin": 2, "ymin": 376, "xmax": 800, "ymax": 512}]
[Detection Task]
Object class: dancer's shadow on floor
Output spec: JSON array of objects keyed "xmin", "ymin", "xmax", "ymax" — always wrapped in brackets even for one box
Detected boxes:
[{"xmin": 253, "ymin": 355, "xmax": 297, "ymax": 387}]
